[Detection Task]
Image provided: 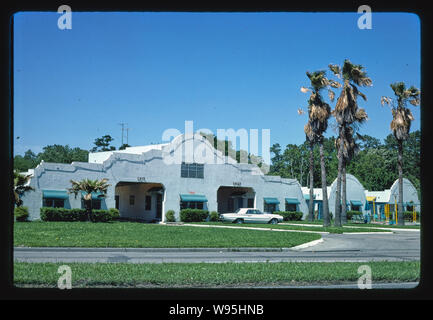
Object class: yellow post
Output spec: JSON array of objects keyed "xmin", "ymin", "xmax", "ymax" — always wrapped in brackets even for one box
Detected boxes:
[
  {"xmin": 385, "ymin": 204, "xmax": 389, "ymax": 224},
  {"xmin": 395, "ymin": 198, "xmax": 398, "ymax": 224},
  {"xmin": 413, "ymin": 205, "xmax": 416, "ymax": 223}
]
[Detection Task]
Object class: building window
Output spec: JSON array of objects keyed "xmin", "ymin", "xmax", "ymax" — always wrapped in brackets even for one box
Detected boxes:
[
  {"xmin": 129, "ymin": 195, "xmax": 135, "ymax": 206},
  {"xmin": 145, "ymin": 195, "xmax": 152, "ymax": 211},
  {"xmin": 351, "ymin": 205, "xmax": 361, "ymax": 212},
  {"xmin": 285, "ymin": 203, "xmax": 297, "ymax": 212},
  {"xmin": 181, "ymin": 162, "xmax": 204, "ymax": 179},
  {"xmin": 264, "ymin": 203, "xmax": 277, "ymax": 213},
  {"xmin": 43, "ymin": 198, "xmax": 65, "ymax": 208},
  {"xmin": 115, "ymin": 195, "xmax": 119, "ymax": 210},
  {"xmin": 180, "ymin": 201, "xmax": 204, "ymax": 210}
]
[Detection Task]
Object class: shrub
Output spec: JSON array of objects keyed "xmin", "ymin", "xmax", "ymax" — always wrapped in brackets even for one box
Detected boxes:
[
  {"xmin": 165, "ymin": 210, "xmax": 176, "ymax": 222},
  {"xmin": 40, "ymin": 207, "xmax": 116, "ymax": 222},
  {"xmin": 403, "ymin": 211, "xmax": 420, "ymax": 222},
  {"xmin": 91, "ymin": 209, "xmax": 113, "ymax": 222},
  {"xmin": 274, "ymin": 211, "xmax": 303, "ymax": 221},
  {"xmin": 209, "ymin": 211, "xmax": 219, "ymax": 222},
  {"xmin": 15, "ymin": 206, "xmax": 29, "ymax": 222},
  {"xmin": 347, "ymin": 210, "xmax": 362, "ymax": 220},
  {"xmin": 108, "ymin": 208, "xmax": 120, "ymax": 220},
  {"xmin": 179, "ymin": 209, "xmax": 209, "ymax": 222}
]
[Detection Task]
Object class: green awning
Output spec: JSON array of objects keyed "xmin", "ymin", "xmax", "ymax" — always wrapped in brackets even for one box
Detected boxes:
[
  {"xmin": 81, "ymin": 191, "xmax": 105, "ymax": 200},
  {"xmin": 303, "ymin": 194, "xmax": 315, "ymax": 201},
  {"xmin": 286, "ymin": 198, "xmax": 300, "ymax": 204},
  {"xmin": 350, "ymin": 200, "xmax": 363, "ymax": 206},
  {"xmin": 264, "ymin": 197, "xmax": 280, "ymax": 204},
  {"xmin": 42, "ymin": 190, "xmax": 68, "ymax": 199},
  {"xmin": 180, "ymin": 194, "xmax": 208, "ymax": 202}
]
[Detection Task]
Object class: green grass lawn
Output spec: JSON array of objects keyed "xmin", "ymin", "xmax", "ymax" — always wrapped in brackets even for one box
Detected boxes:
[
  {"xmin": 280, "ymin": 220, "xmax": 420, "ymax": 229},
  {"xmin": 14, "ymin": 261, "xmax": 420, "ymax": 287},
  {"xmin": 14, "ymin": 221, "xmax": 321, "ymax": 248},
  {"xmin": 191, "ymin": 222, "xmax": 393, "ymax": 234}
]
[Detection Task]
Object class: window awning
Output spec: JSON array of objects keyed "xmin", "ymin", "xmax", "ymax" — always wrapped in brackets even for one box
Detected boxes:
[
  {"xmin": 366, "ymin": 196, "xmax": 376, "ymax": 202},
  {"xmin": 180, "ymin": 194, "xmax": 208, "ymax": 202},
  {"xmin": 303, "ymin": 194, "xmax": 315, "ymax": 201},
  {"xmin": 285, "ymin": 198, "xmax": 300, "ymax": 204},
  {"xmin": 264, "ymin": 197, "xmax": 280, "ymax": 204},
  {"xmin": 42, "ymin": 190, "xmax": 69, "ymax": 199},
  {"xmin": 81, "ymin": 191, "xmax": 105, "ymax": 200},
  {"xmin": 350, "ymin": 200, "xmax": 363, "ymax": 206}
]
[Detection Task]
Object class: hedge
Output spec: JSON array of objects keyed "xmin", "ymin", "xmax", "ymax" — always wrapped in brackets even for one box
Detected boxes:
[
  {"xmin": 274, "ymin": 211, "xmax": 303, "ymax": 221},
  {"xmin": 40, "ymin": 207, "xmax": 119, "ymax": 222},
  {"xmin": 15, "ymin": 206, "xmax": 29, "ymax": 222},
  {"xmin": 347, "ymin": 210, "xmax": 362, "ymax": 220},
  {"xmin": 179, "ymin": 209, "xmax": 209, "ymax": 222},
  {"xmin": 403, "ymin": 211, "xmax": 420, "ymax": 222},
  {"xmin": 209, "ymin": 211, "xmax": 219, "ymax": 222}
]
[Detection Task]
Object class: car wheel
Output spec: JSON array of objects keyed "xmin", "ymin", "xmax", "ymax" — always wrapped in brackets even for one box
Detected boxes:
[
  {"xmin": 234, "ymin": 219, "xmax": 244, "ymax": 224},
  {"xmin": 270, "ymin": 218, "xmax": 278, "ymax": 225}
]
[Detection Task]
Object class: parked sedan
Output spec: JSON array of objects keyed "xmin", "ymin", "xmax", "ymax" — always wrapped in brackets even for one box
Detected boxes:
[{"xmin": 219, "ymin": 208, "xmax": 283, "ymax": 224}]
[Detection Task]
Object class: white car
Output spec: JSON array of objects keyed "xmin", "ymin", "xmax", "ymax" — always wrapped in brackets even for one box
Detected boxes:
[{"xmin": 219, "ymin": 208, "xmax": 284, "ymax": 224}]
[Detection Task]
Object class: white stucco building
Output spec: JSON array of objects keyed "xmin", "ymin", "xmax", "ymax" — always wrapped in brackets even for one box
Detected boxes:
[{"xmin": 21, "ymin": 133, "xmax": 308, "ymax": 221}]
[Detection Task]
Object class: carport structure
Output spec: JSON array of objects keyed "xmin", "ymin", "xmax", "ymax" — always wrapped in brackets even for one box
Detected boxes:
[
  {"xmin": 217, "ymin": 186, "xmax": 255, "ymax": 214},
  {"xmin": 115, "ymin": 182, "xmax": 165, "ymax": 221}
]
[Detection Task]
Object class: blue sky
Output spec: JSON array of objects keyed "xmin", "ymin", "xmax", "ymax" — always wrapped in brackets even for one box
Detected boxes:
[{"xmin": 13, "ymin": 12, "xmax": 420, "ymax": 159}]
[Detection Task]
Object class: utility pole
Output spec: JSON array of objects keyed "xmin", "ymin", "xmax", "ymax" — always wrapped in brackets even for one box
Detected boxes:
[
  {"xmin": 126, "ymin": 127, "xmax": 130, "ymax": 145},
  {"xmin": 118, "ymin": 123, "xmax": 127, "ymax": 146}
]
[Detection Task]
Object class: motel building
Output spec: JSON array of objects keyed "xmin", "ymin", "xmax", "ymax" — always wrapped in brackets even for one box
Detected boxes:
[{"xmin": 21, "ymin": 133, "xmax": 308, "ymax": 222}]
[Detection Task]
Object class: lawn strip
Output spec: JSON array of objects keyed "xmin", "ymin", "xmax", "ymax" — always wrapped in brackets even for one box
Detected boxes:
[
  {"xmin": 191, "ymin": 222, "xmax": 392, "ymax": 234},
  {"xmin": 14, "ymin": 261, "xmax": 420, "ymax": 287},
  {"xmin": 14, "ymin": 221, "xmax": 320, "ymax": 248}
]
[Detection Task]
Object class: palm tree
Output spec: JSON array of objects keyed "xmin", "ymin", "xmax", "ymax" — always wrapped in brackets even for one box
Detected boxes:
[
  {"xmin": 14, "ymin": 170, "xmax": 34, "ymax": 207},
  {"xmin": 381, "ymin": 82, "xmax": 420, "ymax": 226},
  {"xmin": 301, "ymin": 70, "xmax": 335, "ymax": 226},
  {"xmin": 335, "ymin": 125, "xmax": 363, "ymax": 223},
  {"xmin": 328, "ymin": 60, "xmax": 371, "ymax": 227},
  {"xmin": 68, "ymin": 178, "xmax": 110, "ymax": 222}
]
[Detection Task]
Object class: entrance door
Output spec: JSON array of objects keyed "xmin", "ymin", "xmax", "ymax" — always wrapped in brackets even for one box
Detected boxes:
[{"xmin": 156, "ymin": 194, "xmax": 162, "ymax": 219}]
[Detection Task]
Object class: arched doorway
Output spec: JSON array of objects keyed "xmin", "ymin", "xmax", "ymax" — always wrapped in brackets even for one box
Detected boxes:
[
  {"xmin": 217, "ymin": 186, "xmax": 255, "ymax": 214},
  {"xmin": 115, "ymin": 182, "xmax": 165, "ymax": 222}
]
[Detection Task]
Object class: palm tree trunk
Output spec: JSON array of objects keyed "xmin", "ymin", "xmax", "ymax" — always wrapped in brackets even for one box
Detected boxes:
[
  {"xmin": 397, "ymin": 140, "xmax": 405, "ymax": 226},
  {"xmin": 334, "ymin": 126, "xmax": 344, "ymax": 227},
  {"xmin": 319, "ymin": 142, "xmax": 330, "ymax": 227},
  {"xmin": 341, "ymin": 161, "xmax": 347, "ymax": 224},
  {"xmin": 308, "ymin": 142, "xmax": 314, "ymax": 221},
  {"xmin": 85, "ymin": 199, "xmax": 92, "ymax": 222}
]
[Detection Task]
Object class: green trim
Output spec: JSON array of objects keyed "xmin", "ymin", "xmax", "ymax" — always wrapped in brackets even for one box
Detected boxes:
[
  {"xmin": 264, "ymin": 197, "xmax": 280, "ymax": 204},
  {"xmin": 42, "ymin": 190, "xmax": 68, "ymax": 199},
  {"xmin": 180, "ymin": 194, "xmax": 208, "ymax": 202},
  {"xmin": 81, "ymin": 191, "xmax": 105, "ymax": 200},
  {"xmin": 285, "ymin": 198, "xmax": 300, "ymax": 204}
]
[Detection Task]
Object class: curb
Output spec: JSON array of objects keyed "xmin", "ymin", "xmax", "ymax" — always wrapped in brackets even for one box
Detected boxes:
[
  {"xmin": 14, "ymin": 247, "xmax": 294, "ymax": 253},
  {"xmin": 290, "ymin": 238, "xmax": 324, "ymax": 250}
]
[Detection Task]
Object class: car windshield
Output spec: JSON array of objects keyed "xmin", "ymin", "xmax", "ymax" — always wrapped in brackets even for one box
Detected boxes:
[{"xmin": 234, "ymin": 208, "xmax": 242, "ymax": 213}]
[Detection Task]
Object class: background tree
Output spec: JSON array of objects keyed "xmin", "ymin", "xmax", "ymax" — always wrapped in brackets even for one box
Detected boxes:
[
  {"xmin": 68, "ymin": 178, "xmax": 110, "ymax": 222},
  {"xmin": 14, "ymin": 171, "xmax": 34, "ymax": 207},
  {"xmin": 328, "ymin": 60, "xmax": 371, "ymax": 227},
  {"xmin": 91, "ymin": 135, "xmax": 116, "ymax": 152},
  {"xmin": 119, "ymin": 143, "xmax": 131, "ymax": 150},
  {"xmin": 381, "ymin": 82, "xmax": 420, "ymax": 225}
]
